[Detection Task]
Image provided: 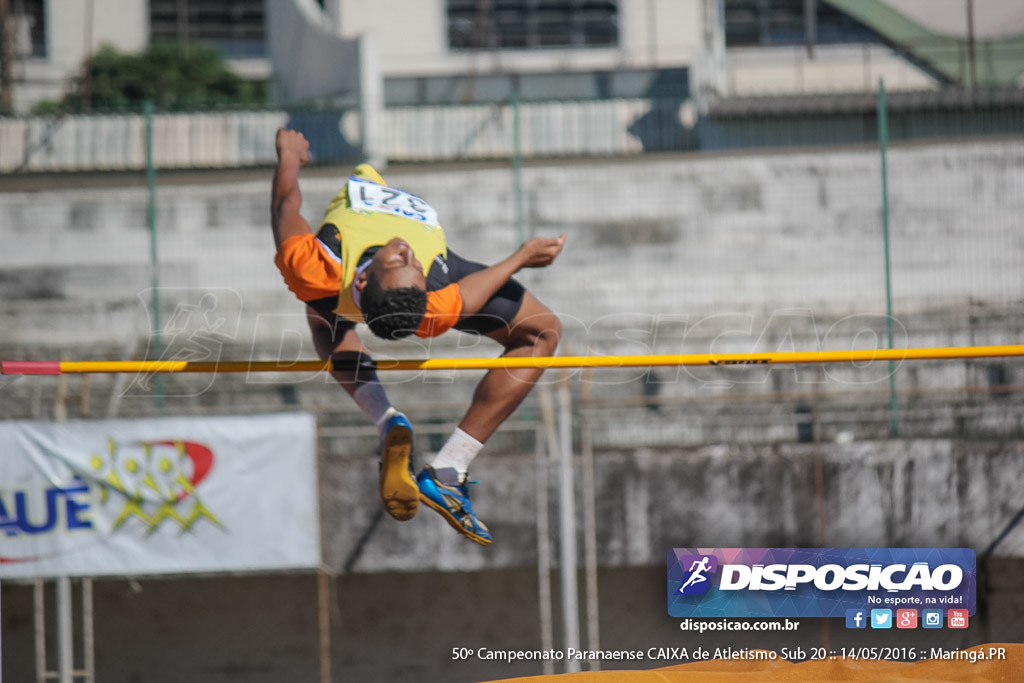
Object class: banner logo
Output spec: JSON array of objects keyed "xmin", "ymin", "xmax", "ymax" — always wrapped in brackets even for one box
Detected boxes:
[
  {"xmin": 677, "ymin": 555, "xmax": 717, "ymax": 596},
  {"xmin": 0, "ymin": 414, "xmax": 320, "ymax": 578},
  {"xmin": 668, "ymin": 548, "xmax": 976, "ymax": 618},
  {"xmin": 88, "ymin": 439, "xmax": 224, "ymax": 533},
  {"xmin": 0, "ymin": 439, "xmax": 223, "ymax": 565}
]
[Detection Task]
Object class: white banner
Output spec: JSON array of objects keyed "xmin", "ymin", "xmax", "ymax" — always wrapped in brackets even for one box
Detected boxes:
[{"xmin": 0, "ymin": 413, "xmax": 321, "ymax": 578}]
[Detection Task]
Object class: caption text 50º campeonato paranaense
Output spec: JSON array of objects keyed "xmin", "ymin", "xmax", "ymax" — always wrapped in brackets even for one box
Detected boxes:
[
  {"xmin": 452, "ymin": 645, "xmax": 1009, "ymax": 664},
  {"xmin": 452, "ymin": 646, "xmax": 777, "ymax": 663}
]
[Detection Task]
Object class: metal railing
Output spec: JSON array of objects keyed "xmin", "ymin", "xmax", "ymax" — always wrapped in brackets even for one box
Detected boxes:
[{"xmin": 4, "ymin": 88, "xmax": 1023, "ymax": 173}]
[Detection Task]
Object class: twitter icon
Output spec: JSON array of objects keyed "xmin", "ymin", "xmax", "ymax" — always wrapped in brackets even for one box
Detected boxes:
[{"xmin": 870, "ymin": 609, "xmax": 893, "ymax": 629}]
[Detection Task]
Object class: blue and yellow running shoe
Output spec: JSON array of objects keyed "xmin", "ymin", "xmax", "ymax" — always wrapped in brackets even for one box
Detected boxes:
[
  {"xmin": 379, "ymin": 412, "xmax": 418, "ymax": 521},
  {"xmin": 416, "ymin": 466, "xmax": 492, "ymax": 545}
]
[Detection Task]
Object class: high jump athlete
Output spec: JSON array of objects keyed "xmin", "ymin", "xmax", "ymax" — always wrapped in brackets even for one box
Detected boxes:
[{"xmin": 271, "ymin": 128, "xmax": 564, "ymax": 545}]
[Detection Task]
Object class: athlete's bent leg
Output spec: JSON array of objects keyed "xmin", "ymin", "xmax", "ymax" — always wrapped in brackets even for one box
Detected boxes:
[
  {"xmin": 307, "ymin": 308, "xmax": 418, "ymax": 521},
  {"xmin": 417, "ymin": 292, "xmax": 561, "ymax": 545},
  {"xmin": 458, "ymin": 291, "xmax": 562, "ymax": 442}
]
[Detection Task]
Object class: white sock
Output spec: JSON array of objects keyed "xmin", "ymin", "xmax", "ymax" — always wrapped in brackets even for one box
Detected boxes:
[
  {"xmin": 351, "ymin": 383, "xmax": 395, "ymax": 434},
  {"xmin": 429, "ymin": 428, "xmax": 484, "ymax": 476}
]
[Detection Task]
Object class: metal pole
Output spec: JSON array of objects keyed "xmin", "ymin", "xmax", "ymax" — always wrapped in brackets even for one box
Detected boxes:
[
  {"xmin": 52, "ymin": 385, "xmax": 75, "ymax": 683},
  {"xmin": 966, "ymin": 0, "xmax": 976, "ymax": 88},
  {"xmin": 877, "ymin": 79, "xmax": 897, "ymax": 437},
  {"xmin": 317, "ymin": 571, "xmax": 331, "ymax": 683},
  {"xmin": 83, "ymin": 578, "xmax": 95, "ymax": 683},
  {"xmin": 144, "ymin": 100, "xmax": 164, "ymax": 408},
  {"xmin": 0, "ymin": 0, "xmax": 14, "ymax": 114},
  {"xmin": 511, "ymin": 84, "xmax": 524, "ymax": 245},
  {"xmin": 56, "ymin": 577, "xmax": 73, "ymax": 683},
  {"xmin": 34, "ymin": 579, "xmax": 46, "ymax": 683},
  {"xmin": 358, "ymin": 31, "xmax": 385, "ymax": 168},
  {"xmin": 580, "ymin": 416, "xmax": 600, "ymax": 670},
  {"xmin": 804, "ymin": 0, "xmax": 816, "ymax": 59},
  {"xmin": 557, "ymin": 378, "xmax": 580, "ymax": 673},
  {"xmin": 534, "ymin": 414, "xmax": 555, "ymax": 676}
]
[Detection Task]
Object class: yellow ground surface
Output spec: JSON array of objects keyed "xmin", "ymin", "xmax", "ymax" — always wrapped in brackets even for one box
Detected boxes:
[{"xmin": 483, "ymin": 644, "xmax": 1022, "ymax": 683}]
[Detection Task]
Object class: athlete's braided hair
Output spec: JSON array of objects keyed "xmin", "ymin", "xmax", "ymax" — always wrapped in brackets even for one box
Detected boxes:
[{"xmin": 361, "ymin": 276, "xmax": 427, "ymax": 340}]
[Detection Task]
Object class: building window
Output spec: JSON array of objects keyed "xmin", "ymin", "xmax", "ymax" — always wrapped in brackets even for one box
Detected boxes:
[
  {"xmin": 724, "ymin": 0, "xmax": 880, "ymax": 48},
  {"xmin": 385, "ymin": 67, "xmax": 688, "ymax": 106},
  {"xmin": 10, "ymin": 0, "xmax": 46, "ymax": 58},
  {"xmin": 149, "ymin": 0, "xmax": 266, "ymax": 58},
  {"xmin": 448, "ymin": 0, "xmax": 618, "ymax": 51}
]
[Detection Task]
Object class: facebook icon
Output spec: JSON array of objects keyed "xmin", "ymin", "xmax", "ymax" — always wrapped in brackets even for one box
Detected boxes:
[{"xmin": 845, "ymin": 609, "xmax": 867, "ymax": 629}]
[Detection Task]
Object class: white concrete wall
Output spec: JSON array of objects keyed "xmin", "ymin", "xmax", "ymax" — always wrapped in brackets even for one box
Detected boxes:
[
  {"xmin": 722, "ymin": 45, "xmax": 937, "ymax": 96},
  {"xmin": 45, "ymin": 0, "xmax": 146, "ymax": 71},
  {"xmin": 315, "ymin": 438, "xmax": 1024, "ymax": 574}
]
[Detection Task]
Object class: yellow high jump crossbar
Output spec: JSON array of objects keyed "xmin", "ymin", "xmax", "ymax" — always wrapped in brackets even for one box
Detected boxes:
[{"xmin": 2, "ymin": 344, "xmax": 1024, "ymax": 375}]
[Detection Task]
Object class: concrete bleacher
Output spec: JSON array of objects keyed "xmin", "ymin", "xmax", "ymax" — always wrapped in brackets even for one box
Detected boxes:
[{"xmin": 2, "ymin": 139, "xmax": 1022, "ymax": 344}]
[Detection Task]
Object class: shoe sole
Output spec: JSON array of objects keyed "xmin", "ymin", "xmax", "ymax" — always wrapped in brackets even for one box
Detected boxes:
[
  {"xmin": 380, "ymin": 425, "xmax": 418, "ymax": 521},
  {"xmin": 418, "ymin": 493, "xmax": 492, "ymax": 546}
]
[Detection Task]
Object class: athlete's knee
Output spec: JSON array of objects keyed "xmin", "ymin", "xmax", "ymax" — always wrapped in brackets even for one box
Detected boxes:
[
  {"xmin": 540, "ymin": 313, "xmax": 562, "ymax": 351},
  {"xmin": 518, "ymin": 310, "xmax": 561, "ymax": 354}
]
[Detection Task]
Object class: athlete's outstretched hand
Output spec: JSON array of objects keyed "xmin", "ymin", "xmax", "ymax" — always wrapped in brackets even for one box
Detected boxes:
[
  {"xmin": 276, "ymin": 128, "xmax": 311, "ymax": 167},
  {"xmin": 515, "ymin": 235, "xmax": 566, "ymax": 269},
  {"xmin": 457, "ymin": 235, "xmax": 566, "ymax": 317}
]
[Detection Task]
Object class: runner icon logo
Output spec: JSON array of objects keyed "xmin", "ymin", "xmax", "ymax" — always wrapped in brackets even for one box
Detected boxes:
[{"xmin": 677, "ymin": 555, "xmax": 718, "ymax": 596}]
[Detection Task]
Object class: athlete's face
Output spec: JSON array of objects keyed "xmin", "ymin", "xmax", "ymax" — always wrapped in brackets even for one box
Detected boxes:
[{"xmin": 367, "ymin": 238, "xmax": 426, "ymax": 291}]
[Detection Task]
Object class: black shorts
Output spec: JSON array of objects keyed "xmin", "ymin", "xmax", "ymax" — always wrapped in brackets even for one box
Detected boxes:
[
  {"xmin": 447, "ymin": 250, "xmax": 526, "ymax": 335},
  {"xmin": 305, "ymin": 249, "xmax": 525, "ymax": 337}
]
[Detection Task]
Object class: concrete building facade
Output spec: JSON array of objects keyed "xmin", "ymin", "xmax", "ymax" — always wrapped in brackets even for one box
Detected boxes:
[{"xmin": 2, "ymin": 0, "xmax": 956, "ymax": 114}]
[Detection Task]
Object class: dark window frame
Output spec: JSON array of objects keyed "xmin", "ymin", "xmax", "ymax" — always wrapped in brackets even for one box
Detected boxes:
[
  {"xmin": 149, "ymin": 0, "xmax": 266, "ymax": 58},
  {"xmin": 11, "ymin": 0, "xmax": 47, "ymax": 58},
  {"xmin": 447, "ymin": 0, "xmax": 619, "ymax": 52},
  {"xmin": 724, "ymin": 0, "xmax": 881, "ymax": 48}
]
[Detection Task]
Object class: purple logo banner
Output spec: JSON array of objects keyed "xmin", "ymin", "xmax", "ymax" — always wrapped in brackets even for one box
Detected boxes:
[{"xmin": 668, "ymin": 548, "xmax": 976, "ymax": 618}]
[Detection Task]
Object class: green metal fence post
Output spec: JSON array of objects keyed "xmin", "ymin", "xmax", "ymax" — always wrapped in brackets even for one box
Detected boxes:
[
  {"xmin": 877, "ymin": 79, "xmax": 896, "ymax": 437},
  {"xmin": 145, "ymin": 100, "xmax": 163, "ymax": 409},
  {"xmin": 511, "ymin": 85, "xmax": 524, "ymax": 246}
]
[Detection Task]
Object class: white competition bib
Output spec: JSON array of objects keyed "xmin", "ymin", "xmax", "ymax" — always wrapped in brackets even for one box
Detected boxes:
[{"xmin": 347, "ymin": 177, "xmax": 441, "ymax": 230}]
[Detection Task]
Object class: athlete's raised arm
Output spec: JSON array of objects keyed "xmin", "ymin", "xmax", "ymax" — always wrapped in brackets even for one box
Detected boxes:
[
  {"xmin": 271, "ymin": 128, "xmax": 313, "ymax": 249},
  {"xmin": 457, "ymin": 235, "xmax": 566, "ymax": 317}
]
